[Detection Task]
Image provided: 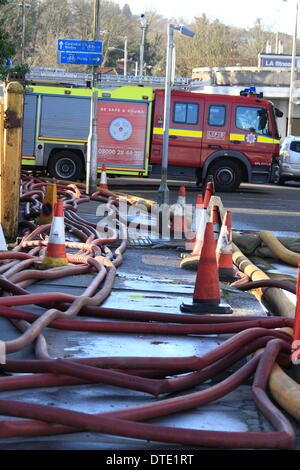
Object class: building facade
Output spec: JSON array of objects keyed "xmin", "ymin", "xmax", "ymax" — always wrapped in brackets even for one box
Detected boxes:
[{"xmin": 192, "ymin": 55, "xmax": 300, "ymax": 139}]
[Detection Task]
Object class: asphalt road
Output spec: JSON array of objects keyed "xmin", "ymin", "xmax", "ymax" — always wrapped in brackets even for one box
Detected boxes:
[{"xmin": 108, "ymin": 177, "xmax": 300, "ymax": 236}]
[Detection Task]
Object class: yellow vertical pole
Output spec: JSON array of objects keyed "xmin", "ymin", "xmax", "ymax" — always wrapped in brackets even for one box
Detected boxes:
[
  {"xmin": 36, "ymin": 183, "xmax": 57, "ymax": 225},
  {"xmin": 0, "ymin": 102, "xmax": 3, "ymax": 188},
  {"xmin": 0, "ymin": 102, "xmax": 4, "ymax": 242},
  {"xmin": 1, "ymin": 81, "xmax": 24, "ymax": 242}
]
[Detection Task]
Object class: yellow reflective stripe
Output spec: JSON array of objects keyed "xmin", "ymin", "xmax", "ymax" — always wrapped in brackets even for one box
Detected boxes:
[
  {"xmin": 22, "ymin": 158, "xmax": 35, "ymax": 165},
  {"xmin": 97, "ymin": 167, "xmax": 144, "ymax": 172},
  {"xmin": 153, "ymin": 127, "xmax": 164, "ymax": 135},
  {"xmin": 153, "ymin": 129, "xmax": 280, "ymax": 144},
  {"xmin": 27, "ymin": 85, "xmax": 155, "ymax": 101},
  {"xmin": 170, "ymin": 128, "xmax": 202, "ymax": 138},
  {"xmin": 230, "ymin": 133, "xmax": 245, "ymax": 141},
  {"xmin": 38, "ymin": 137, "xmax": 87, "ymax": 143},
  {"xmin": 27, "ymin": 86, "xmax": 92, "ymax": 97},
  {"xmin": 257, "ymin": 136, "xmax": 280, "ymax": 144},
  {"xmin": 230, "ymin": 134, "xmax": 280, "ymax": 144},
  {"xmin": 153, "ymin": 127, "xmax": 202, "ymax": 138}
]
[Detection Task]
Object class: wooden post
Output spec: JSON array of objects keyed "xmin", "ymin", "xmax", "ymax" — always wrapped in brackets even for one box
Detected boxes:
[
  {"xmin": 1, "ymin": 81, "xmax": 24, "ymax": 242},
  {"xmin": 0, "ymin": 103, "xmax": 3, "ymax": 182},
  {"xmin": 0, "ymin": 102, "xmax": 4, "ymax": 245}
]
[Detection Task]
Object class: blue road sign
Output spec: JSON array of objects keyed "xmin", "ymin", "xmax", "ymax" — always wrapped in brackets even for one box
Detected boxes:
[
  {"xmin": 58, "ymin": 51, "xmax": 102, "ymax": 65},
  {"xmin": 57, "ymin": 39, "xmax": 103, "ymax": 54}
]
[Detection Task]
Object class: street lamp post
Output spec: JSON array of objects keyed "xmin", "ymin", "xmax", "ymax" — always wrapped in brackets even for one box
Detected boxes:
[
  {"xmin": 87, "ymin": 0, "xmax": 100, "ymax": 195},
  {"xmin": 287, "ymin": 0, "xmax": 299, "ymax": 135},
  {"xmin": 157, "ymin": 24, "xmax": 195, "ymax": 206},
  {"xmin": 10, "ymin": 0, "xmax": 31, "ymax": 63},
  {"xmin": 86, "ymin": 90, "xmax": 98, "ymax": 195},
  {"xmin": 139, "ymin": 14, "xmax": 147, "ymax": 77},
  {"xmin": 92, "ymin": 0, "xmax": 100, "ymax": 88},
  {"xmin": 124, "ymin": 36, "xmax": 128, "ymax": 76}
]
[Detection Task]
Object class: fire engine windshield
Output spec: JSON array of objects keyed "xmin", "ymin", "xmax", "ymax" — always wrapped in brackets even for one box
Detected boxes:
[{"xmin": 236, "ymin": 106, "xmax": 269, "ymax": 135}]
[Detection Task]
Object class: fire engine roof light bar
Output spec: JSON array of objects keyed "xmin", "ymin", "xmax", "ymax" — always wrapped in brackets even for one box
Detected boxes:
[{"xmin": 157, "ymin": 23, "xmax": 195, "ymax": 207}]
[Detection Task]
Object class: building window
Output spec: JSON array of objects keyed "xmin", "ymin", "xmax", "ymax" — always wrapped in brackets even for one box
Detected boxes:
[
  {"xmin": 173, "ymin": 102, "xmax": 199, "ymax": 125},
  {"xmin": 236, "ymin": 106, "xmax": 269, "ymax": 134},
  {"xmin": 208, "ymin": 105, "xmax": 226, "ymax": 126}
]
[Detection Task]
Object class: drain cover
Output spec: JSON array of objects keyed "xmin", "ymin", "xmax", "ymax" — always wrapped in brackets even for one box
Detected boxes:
[{"xmin": 128, "ymin": 236, "xmax": 153, "ymax": 247}]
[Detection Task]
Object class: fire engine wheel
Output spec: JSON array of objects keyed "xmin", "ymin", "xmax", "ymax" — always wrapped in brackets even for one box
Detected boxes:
[
  {"xmin": 208, "ymin": 159, "xmax": 242, "ymax": 192},
  {"xmin": 48, "ymin": 151, "xmax": 84, "ymax": 181}
]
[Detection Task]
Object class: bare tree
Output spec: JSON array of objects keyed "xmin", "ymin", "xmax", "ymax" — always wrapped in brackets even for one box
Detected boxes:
[{"xmin": 0, "ymin": 0, "xmax": 296, "ymax": 75}]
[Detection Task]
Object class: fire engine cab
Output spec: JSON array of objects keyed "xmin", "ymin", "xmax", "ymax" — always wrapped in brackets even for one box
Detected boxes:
[{"xmin": 150, "ymin": 87, "xmax": 282, "ymax": 191}]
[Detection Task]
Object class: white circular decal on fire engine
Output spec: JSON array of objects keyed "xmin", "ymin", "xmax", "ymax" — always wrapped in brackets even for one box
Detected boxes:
[
  {"xmin": 109, "ymin": 117, "xmax": 133, "ymax": 141},
  {"xmin": 246, "ymin": 133, "xmax": 256, "ymax": 144}
]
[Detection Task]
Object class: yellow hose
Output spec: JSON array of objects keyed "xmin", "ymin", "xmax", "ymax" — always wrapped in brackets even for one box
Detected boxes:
[
  {"xmin": 180, "ymin": 210, "xmax": 300, "ymax": 422},
  {"xmin": 180, "ymin": 254, "xmax": 200, "ymax": 270},
  {"xmin": 233, "ymin": 245, "xmax": 300, "ymax": 423},
  {"xmin": 114, "ymin": 192, "xmax": 156, "ymax": 207},
  {"xmin": 180, "ymin": 242, "xmax": 300, "ymax": 424},
  {"xmin": 259, "ymin": 231, "xmax": 300, "ymax": 267},
  {"xmin": 269, "ymin": 363, "xmax": 300, "ymax": 422},
  {"xmin": 232, "ymin": 243, "xmax": 295, "ymax": 319},
  {"xmin": 253, "ymin": 328, "xmax": 300, "ymax": 423},
  {"xmin": 40, "ymin": 176, "xmax": 87, "ymax": 188},
  {"xmin": 266, "ymin": 327, "xmax": 300, "ymax": 423}
]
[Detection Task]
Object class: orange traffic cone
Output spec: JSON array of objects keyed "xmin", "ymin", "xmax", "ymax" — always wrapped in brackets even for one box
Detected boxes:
[
  {"xmin": 170, "ymin": 185, "xmax": 189, "ymax": 240},
  {"xmin": 216, "ymin": 211, "xmax": 237, "ymax": 282},
  {"xmin": 291, "ymin": 263, "xmax": 300, "ymax": 364},
  {"xmin": 39, "ymin": 200, "xmax": 68, "ymax": 268},
  {"xmin": 99, "ymin": 164, "xmax": 108, "ymax": 190},
  {"xmin": 203, "ymin": 178, "xmax": 214, "ymax": 207},
  {"xmin": 180, "ymin": 222, "xmax": 232, "ymax": 314}
]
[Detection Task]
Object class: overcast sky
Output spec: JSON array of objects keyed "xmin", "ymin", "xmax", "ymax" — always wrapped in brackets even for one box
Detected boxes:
[{"xmin": 116, "ymin": 0, "xmax": 297, "ymax": 34}]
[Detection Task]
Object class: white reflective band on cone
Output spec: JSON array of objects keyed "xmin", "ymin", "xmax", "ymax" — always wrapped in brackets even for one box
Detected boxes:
[
  {"xmin": 190, "ymin": 208, "xmax": 207, "ymax": 254},
  {"xmin": 177, "ymin": 195, "xmax": 185, "ymax": 206},
  {"xmin": 48, "ymin": 217, "xmax": 66, "ymax": 245},
  {"xmin": 173, "ymin": 203, "xmax": 184, "ymax": 216},
  {"xmin": 192, "ymin": 206, "xmax": 203, "ymax": 232},
  {"xmin": 100, "ymin": 172, "xmax": 107, "ymax": 184},
  {"xmin": 216, "ymin": 224, "xmax": 232, "ymax": 255},
  {"xmin": 0, "ymin": 225, "xmax": 7, "ymax": 251},
  {"xmin": 195, "ymin": 208, "xmax": 207, "ymax": 241}
]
